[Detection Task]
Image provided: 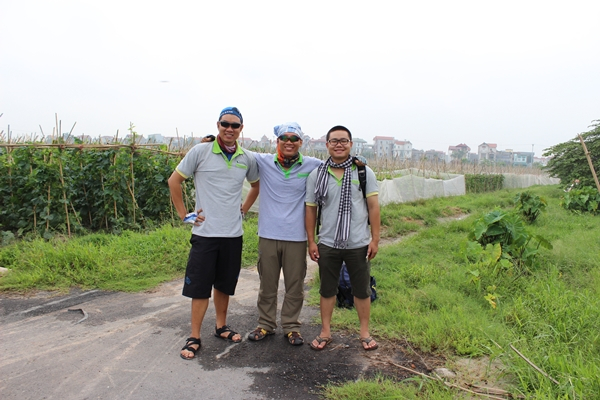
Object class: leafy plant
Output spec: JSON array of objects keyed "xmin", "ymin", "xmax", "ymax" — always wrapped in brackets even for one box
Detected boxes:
[
  {"xmin": 513, "ymin": 191, "xmax": 547, "ymax": 223},
  {"xmin": 560, "ymin": 186, "xmax": 600, "ymax": 214},
  {"xmin": 467, "ymin": 208, "xmax": 552, "ymax": 271},
  {"xmin": 462, "ymin": 241, "xmax": 511, "ymax": 308},
  {"xmin": 1, "ymin": 230, "xmax": 15, "ymax": 246},
  {"xmin": 484, "ymin": 285, "xmax": 499, "ymax": 309}
]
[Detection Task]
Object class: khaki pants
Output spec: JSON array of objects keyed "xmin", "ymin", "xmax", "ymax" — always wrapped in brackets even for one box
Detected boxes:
[{"xmin": 256, "ymin": 238, "xmax": 307, "ymax": 334}]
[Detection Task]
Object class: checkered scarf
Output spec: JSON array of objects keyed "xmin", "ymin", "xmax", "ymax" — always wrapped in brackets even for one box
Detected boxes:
[{"xmin": 314, "ymin": 156, "xmax": 354, "ymax": 249}]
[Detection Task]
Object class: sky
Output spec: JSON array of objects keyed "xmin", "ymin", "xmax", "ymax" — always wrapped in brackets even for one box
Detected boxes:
[{"xmin": 1, "ymin": 0, "xmax": 599, "ymax": 155}]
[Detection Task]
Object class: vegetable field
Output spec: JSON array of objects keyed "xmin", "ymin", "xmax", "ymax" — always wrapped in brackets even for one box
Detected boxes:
[{"xmin": 0, "ymin": 143, "xmax": 193, "ymax": 237}]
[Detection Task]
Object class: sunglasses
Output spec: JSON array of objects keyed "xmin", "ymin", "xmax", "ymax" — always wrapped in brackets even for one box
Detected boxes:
[
  {"xmin": 219, "ymin": 121, "xmax": 242, "ymax": 129},
  {"xmin": 279, "ymin": 135, "xmax": 301, "ymax": 143}
]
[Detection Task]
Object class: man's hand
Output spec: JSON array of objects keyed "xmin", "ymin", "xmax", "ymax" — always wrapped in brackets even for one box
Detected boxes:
[
  {"xmin": 353, "ymin": 155, "xmax": 367, "ymax": 167},
  {"xmin": 308, "ymin": 242, "xmax": 320, "ymax": 262},
  {"xmin": 366, "ymin": 240, "xmax": 378, "ymax": 261},
  {"xmin": 182, "ymin": 209, "xmax": 205, "ymax": 226}
]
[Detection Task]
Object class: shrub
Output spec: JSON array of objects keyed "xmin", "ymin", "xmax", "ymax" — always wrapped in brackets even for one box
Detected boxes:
[
  {"xmin": 560, "ymin": 186, "xmax": 600, "ymax": 214},
  {"xmin": 513, "ymin": 191, "xmax": 547, "ymax": 223},
  {"xmin": 467, "ymin": 208, "xmax": 552, "ymax": 271}
]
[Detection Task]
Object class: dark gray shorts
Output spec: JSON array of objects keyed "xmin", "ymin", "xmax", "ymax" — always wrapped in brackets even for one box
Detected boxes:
[
  {"xmin": 317, "ymin": 244, "xmax": 371, "ymax": 299},
  {"xmin": 182, "ymin": 235, "xmax": 242, "ymax": 299}
]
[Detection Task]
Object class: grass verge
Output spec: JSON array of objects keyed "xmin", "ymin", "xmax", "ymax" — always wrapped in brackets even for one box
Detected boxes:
[{"xmin": 0, "ymin": 215, "xmax": 260, "ymax": 292}]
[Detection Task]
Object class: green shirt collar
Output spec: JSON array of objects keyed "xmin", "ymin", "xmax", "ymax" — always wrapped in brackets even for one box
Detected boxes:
[
  {"xmin": 211, "ymin": 139, "xmax": 245, "ymax": 156},
  {"xmin": 272, "ymin": 152, "xmax": 304, "ymax": 166}
]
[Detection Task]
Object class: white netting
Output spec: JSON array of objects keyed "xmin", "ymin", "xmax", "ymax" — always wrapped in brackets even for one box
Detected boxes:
[
  {"xmin": 244, "ymin": 171, "xmax": 559, "ymax": 210},
  {"xmin": 502, "ymin": 173, "xmax": 561, "ymax": 188},
  {"xmin": 378, "ymin": 173, "xmax": 466, "ymax": 206}
]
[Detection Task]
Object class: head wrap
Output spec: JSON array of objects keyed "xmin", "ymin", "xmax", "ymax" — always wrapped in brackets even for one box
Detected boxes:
[
  {"xmin": 219, "ymin": 107, "xmax": 243, "ymax": 123},
  {"xmin": 274, "ymin": 122, "xmax": 304, "ymax": 140}
]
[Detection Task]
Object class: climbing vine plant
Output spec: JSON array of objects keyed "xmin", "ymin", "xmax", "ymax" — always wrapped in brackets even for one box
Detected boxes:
[{"xmin": 0, "ymin": 135, "xmax": 194, "ymax": 237}]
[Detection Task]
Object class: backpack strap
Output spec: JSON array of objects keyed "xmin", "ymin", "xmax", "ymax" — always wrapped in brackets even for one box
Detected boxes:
[
  {"xmin": 316, "ymin": 200, "xmax": 322, "ymax": 235},
  {"xmin": 353, "ymin": 156, "xmax": 369, "ymax": 225},
  {"xmin": 354, "ymin": 156, "xmax": 367, "ymax": 200}
]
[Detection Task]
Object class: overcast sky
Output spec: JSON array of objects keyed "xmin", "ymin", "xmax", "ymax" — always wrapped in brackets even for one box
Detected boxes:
[{"xmin": 1, "ymin": 0, "xmax": 599, "ymax": 155}]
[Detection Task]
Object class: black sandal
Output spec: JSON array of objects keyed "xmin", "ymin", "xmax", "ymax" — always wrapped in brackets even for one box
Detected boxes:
[
  {"xmin": 214, "ymin": 325, "xmax": 242, "ymax": 343},
  {"xmin": 180, "ymin": 337, "xmax": 201, "ymax": 360}
]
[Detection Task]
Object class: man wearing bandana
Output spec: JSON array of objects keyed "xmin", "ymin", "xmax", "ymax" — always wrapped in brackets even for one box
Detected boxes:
[
  {"xmin": 305, "ymin": 125, "xmax": 381, "ymax": 351},
  {"xmin": 242, "ymin": 122, "xmax": 322, "ymax": 346},
  {"xmin": 168, "ymin": 107, "xmax": 259, "ymax": 360}
]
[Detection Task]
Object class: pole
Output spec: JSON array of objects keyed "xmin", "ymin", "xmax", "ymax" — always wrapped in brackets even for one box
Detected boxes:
[{"xmin": 578, "ymin": 134, "xmax": 600, "ymax": 193}]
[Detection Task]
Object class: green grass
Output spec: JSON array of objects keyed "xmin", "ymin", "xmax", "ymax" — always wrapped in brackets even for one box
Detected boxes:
[
  {"xmin": 0, "ymin": 215, "xmax": 260, "ymax": 292},
  {"xmin": 241, "ymin": 214, "xmax": 259, "ymax": 267},
  {"xmin": 0, "ymin": 225, "xmax": 191, "ymax": 292},
  {"xmin": 321, "ymin": 374, "xmax": 455, "ymax": 399},
  {"xmin": 312, "ymin": 185, "xmax": 600, "ymax": 399},
  {"xmin": 2, "ymin": 185, "xmax": 599, "ymax": 398}
]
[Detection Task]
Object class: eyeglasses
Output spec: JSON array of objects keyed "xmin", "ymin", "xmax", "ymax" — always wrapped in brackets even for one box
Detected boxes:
[
  {"xmin": 328, "ymin": 138, "xmax": 351, "ymax": 145},
  {"xmin": 219, "ymin": 121, "xmax": 242, "ymax": 129},
  {"xmin": 279, "ymin": 135, "xmax": 301, "ymax": 143}
]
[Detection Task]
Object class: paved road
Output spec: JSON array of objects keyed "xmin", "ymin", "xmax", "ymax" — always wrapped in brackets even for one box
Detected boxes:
[{"xmin": 0, "ymin": 260, "xmax": 381, "ymax": 400}]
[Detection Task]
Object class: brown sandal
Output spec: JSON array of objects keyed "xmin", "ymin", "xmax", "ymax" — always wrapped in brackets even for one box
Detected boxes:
[
  {"xmin": 286, "ymin": 331, "xmax": 304, "ymax": 346},
  {"xmin": 247, "ymin": 327, "xmax": 274, "ymax": 341},
  {"xmin": 310, "ymin": 336, "xmax": 332, "ymax": 350},
  {"xmin": 360, "ymin": 336, "xmax": 378, "ymax": 351}
]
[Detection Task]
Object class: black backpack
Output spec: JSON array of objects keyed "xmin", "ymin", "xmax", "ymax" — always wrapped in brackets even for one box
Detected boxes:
[{"xmin": 336, "ymin": 262, "xmax": 377, "ymax": 309}]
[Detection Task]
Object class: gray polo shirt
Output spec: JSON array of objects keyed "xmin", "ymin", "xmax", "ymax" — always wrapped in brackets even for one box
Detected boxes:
[
  {"xmin": 306, "ymin": 164, "xmax": 378, "ymax": 249},
  {"xmin": 252, "ymin": 152, "xmax": 322, "ymax": 242},
  {"xmin": 176, "ymin": 140, "xmax": 259, "ymax": 237}
]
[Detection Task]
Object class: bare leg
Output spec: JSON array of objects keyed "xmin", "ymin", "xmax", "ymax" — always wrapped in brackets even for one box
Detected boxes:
[
  {"xmin": 181, "ymin": 298, "xmax": 209, "ymax": 359},
  {"xmin": 312, "ymin": 296, "xmax": 336, "ymax": 349},
  {"xmin": 354, "ymin": 297, "xmax": 377, "ymax": 349},
  {"xmin": 214, "ymin": 288, "xmax": 241, "ymax": 341}
]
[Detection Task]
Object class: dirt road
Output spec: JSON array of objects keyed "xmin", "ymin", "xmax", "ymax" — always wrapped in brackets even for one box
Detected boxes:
[{"xmin": 0, "ymin": 258, "xmax": 426, "ymax": 400}]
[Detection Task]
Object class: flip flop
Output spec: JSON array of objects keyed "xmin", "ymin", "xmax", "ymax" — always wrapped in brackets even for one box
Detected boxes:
[
  {"xmin": 310, "ymin": 335, "xmax": 332, "ymax": 351},
  {"xmin": 360, "ymin": 336, "xmax": 378, "ymax": 351}
]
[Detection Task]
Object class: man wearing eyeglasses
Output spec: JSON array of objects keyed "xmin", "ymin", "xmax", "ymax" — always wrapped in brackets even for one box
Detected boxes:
[
  {"xmin": 305, "ymin": 125, "xmax": 381, "ymax": 351},
  {"xmin": 242, "ymin": 122, "xmax": 322, "ymax": 346},
  {"xmin": 168, "ymin": 106, "xmax": 259, "ymax": 360}
]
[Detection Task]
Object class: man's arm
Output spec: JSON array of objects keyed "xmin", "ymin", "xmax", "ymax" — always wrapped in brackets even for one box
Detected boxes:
[
  {"xmin": 366, "ymin": 195, "xmax": 380, "ymax": 260},
  {"xmin": 167, "ymin": 170, "xmax": 204, "ymax": 225},
  {"xmin": 305, "ymin": 204, "xmax": 319, "ymax": 261},
  {"xmin": 168, "ymin": 171, "xmax": 188, "ymax": 221},
  {"xmin": 242, "ymin": 181, "xmax": 260, "ymax": 214}
]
